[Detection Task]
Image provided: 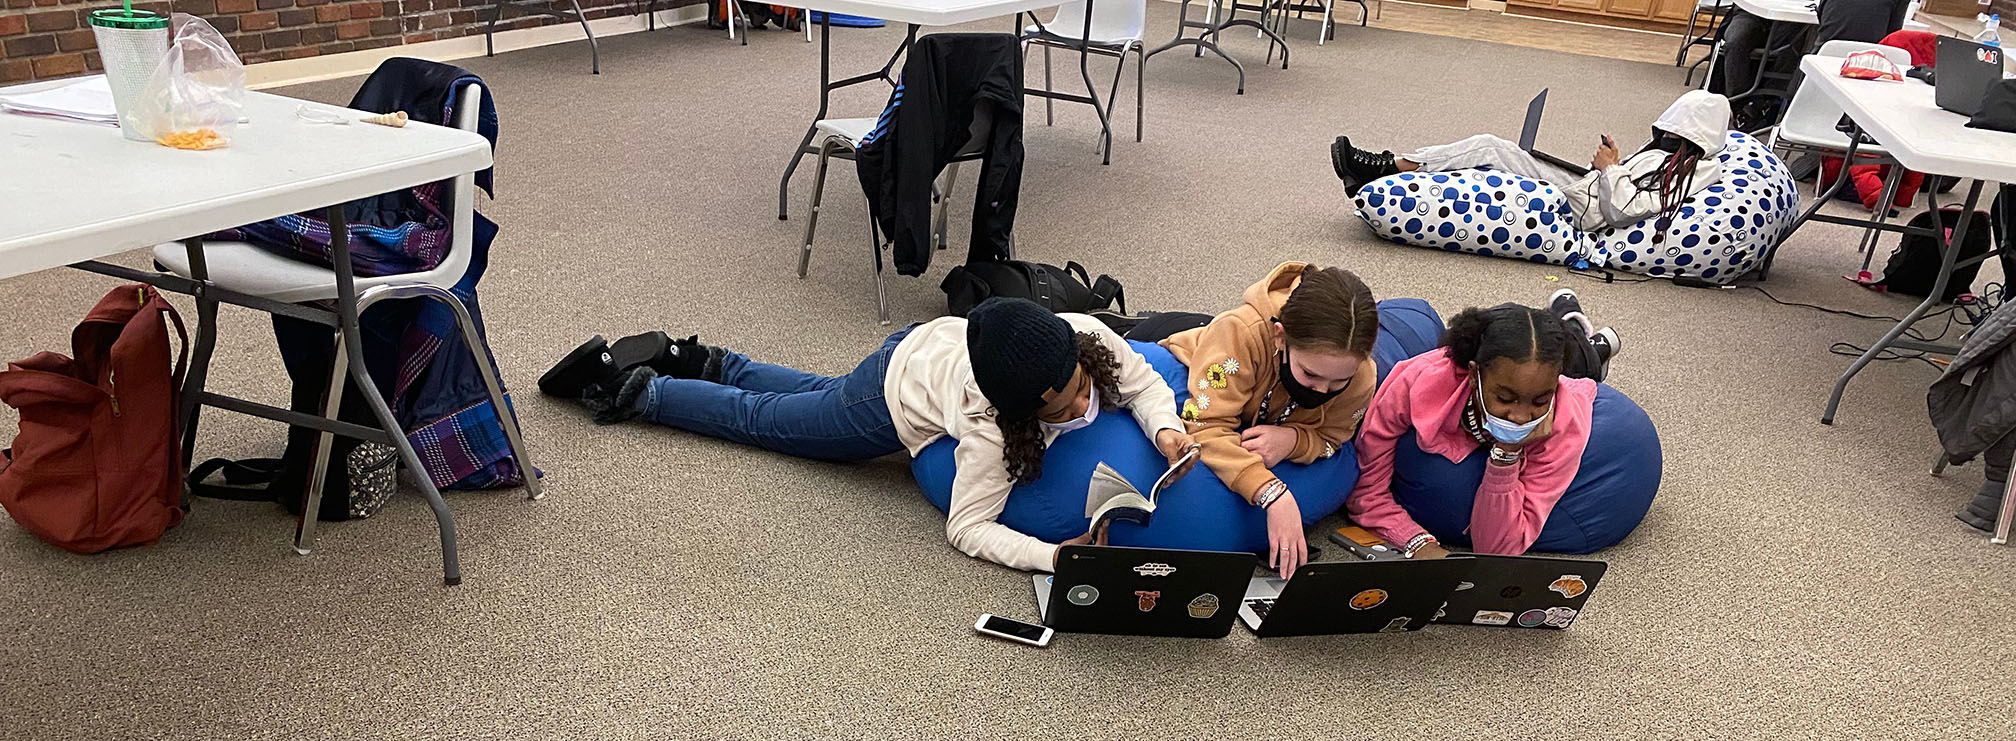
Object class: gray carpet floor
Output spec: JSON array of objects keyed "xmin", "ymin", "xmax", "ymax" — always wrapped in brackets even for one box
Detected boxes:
[{"xmin": 3, "ymin": 8, "xmax": 2013, "ymax": 738}]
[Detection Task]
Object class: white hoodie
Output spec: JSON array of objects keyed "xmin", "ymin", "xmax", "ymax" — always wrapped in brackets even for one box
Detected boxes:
[{"xmin": 1562, "ymin": 90, "xmax": 1731, "ymax": 232}]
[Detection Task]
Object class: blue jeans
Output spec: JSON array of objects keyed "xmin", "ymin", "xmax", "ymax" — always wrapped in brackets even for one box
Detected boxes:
[{"xmin": 639, "ymin": 329, "xmax": 910, "ymax": 461}]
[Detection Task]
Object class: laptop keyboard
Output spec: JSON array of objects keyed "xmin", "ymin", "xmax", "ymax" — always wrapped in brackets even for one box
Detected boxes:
[{"xmin": 1245, "ymin": 598, "xmax": 1276, "ymax": 620}]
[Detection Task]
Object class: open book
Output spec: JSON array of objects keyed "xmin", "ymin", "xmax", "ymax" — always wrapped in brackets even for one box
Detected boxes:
[{"xmin": 1084, "ymin": 446, "xmax": 1201, "ymax": 530}]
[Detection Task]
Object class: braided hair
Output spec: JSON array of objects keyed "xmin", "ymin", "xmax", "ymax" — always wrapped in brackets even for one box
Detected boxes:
[{"xmin": 1632, "ymin": 128, "xmax": 1707, "ymax": 246}]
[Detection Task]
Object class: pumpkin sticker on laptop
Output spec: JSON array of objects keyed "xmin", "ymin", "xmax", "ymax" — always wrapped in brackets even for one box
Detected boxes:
[
  {"xmin": 1548, "ymin": 575, "xmax": 1588, "ymax": 599},
  {"xmin": 1349, "ymin": 588, "xmax": 1389, "ymax": 611}
]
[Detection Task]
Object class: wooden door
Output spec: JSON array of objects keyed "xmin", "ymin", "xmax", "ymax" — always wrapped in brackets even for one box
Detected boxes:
[{"xmin": 1557, "ymin": 0, "xmax": 1603, "ymax": 11}]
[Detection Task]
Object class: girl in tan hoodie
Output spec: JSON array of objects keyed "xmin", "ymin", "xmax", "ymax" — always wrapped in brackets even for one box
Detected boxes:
[{"xmin": 1154, "ymin": 263, "xmax": 1379, "ymax": 577}]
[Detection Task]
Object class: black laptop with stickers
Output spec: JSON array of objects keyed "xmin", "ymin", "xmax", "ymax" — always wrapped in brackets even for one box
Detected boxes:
[
  {"xmin": 1033, "ymin": 545, "xmax": 1257, "ymax": 639},
  {"xmin": 1431, "ymin": 554, "xmax": 1607, "ymax": 630},
  {"xmin": 1237, "ymin": 557, "xmax": 1475, "ymax": 638}
]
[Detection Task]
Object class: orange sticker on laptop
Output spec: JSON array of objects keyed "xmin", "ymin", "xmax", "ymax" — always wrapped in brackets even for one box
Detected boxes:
[
  {"xmin": 1548, "ymin": 575, "xmax": 1588, "ymax": 599},
  {"xmin": 1349, "ymin": 588, "xmax": 1388, "ymax": 611}
]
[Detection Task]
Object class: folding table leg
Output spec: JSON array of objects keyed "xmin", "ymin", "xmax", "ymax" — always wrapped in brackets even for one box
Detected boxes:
[
  {"xmin": 1852, "ymin": 164, "xmax": 1906, "ymax": 279},
  {"xmin": 294, "ymin": 328, "xmax": 350, "ymax": 555},
  {"xmin": 323, "ymin": 205, "xmax": 463, "ymax": 586},
  {"xmin": 1822, "ymin": 181, "xmax": 1987, "ymax": 425},
  {"xmin": 1995, "ymin": 454, "xmax": 2015, "ymax": 544},
  {"xmin": 175, "ymin": 237, "xmax": 220, "ymax": 474}
]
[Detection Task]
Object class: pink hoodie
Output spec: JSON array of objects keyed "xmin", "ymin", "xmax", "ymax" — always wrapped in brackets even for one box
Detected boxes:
[{"xmin": 1347, "ymin": 352, "xmax": 1596, "ymax": 555}]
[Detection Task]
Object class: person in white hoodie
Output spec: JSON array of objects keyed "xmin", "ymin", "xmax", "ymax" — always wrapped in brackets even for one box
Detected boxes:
[
  {"xmin": 541, "ymin": 297, "xmax": 1198, "ymax": 573},
  {"xmin": 1330, "ymin": 90, "xmax": 1732, "ymax": 234}
]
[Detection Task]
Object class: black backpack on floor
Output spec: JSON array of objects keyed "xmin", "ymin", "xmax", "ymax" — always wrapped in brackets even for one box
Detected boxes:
[
  {"xmin": 1876, "ymin": 207, "xmax": 1997, "ymax": 301},
  {"xmin": 941, "ymin": 259, "xmax": 1125, "ymax": 317}
]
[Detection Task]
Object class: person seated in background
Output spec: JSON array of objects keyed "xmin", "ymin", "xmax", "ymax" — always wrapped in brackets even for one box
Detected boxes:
[
  {"xmin": 1119, "ymin": 262, "xmax": 1382, "ymax": 578},
  {"xmin": 1332, "ymin": 90, "xmax": 1732, "ymax": 235},
  {"xmin": 539, "ymin": 297, "xmax": 1198, "ymax": 573},
  {"xmin": 1712, "ymin": 0, "xmax": 1910, "ymax": 129},
  {"xmin": 1346, "ymin": 290, "xmax": 1621, "ymax": 558}
]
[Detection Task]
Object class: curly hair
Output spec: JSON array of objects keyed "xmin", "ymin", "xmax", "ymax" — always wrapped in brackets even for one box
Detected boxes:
[
  {"xmin": 998, "ymin": 333, "xmax": 1126, "ymax": 484},
  {"xmin": 1440, "ymin": 304, "xmax": 1579, "ymax": 372},
  {"xmin": 1279, "ymin": 265, "xmax": 1379, "ymax": 357}
]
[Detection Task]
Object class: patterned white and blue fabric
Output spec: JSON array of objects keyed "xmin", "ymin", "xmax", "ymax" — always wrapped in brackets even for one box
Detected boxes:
[{"xmin": 1350, "ymin": 132, "xmax": 1799, "ymax": 285}]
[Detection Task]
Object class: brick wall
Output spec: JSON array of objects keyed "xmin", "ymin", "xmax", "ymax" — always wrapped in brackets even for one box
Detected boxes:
[{"xmin": 1, "ymin": 0, "xmax": 648, "ymax": 84}]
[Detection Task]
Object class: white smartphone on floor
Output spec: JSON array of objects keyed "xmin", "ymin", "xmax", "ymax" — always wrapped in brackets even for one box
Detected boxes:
[{"xmin": 974, "ymin": 613, "xmax": 1053, "ymax": 647}]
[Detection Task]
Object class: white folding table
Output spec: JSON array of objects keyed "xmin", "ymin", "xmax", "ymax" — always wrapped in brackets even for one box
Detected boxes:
[
  {"xmin": 777, "ymin": 0, "xmax": 1114, "ymax": 220},
  {"xmin": 0, "ymin": 82, "xmax": 520, "ymax": 584},
  {"xmin": 1700, "ymin": 0, "xmax": 1817, "ymax": 100},
  {"xmin": 1778, "ymin": 56, "xmax": 2016, "ymax": 545}
]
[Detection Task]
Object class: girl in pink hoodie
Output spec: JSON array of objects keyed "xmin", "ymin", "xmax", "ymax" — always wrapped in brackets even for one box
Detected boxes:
[{"xmin": 1348, "ymin": 294, "xmax": 1613, "ymax": 557}]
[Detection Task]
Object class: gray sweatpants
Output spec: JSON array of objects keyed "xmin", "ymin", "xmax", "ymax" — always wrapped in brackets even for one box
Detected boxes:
[{"xmin": 1404, "ymin": 134, "xmax": 1582, "ymax": 187}]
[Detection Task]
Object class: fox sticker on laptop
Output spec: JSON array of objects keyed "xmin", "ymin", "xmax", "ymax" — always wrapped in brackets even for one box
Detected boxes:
[{"xmin": 1548, "ymin": 575, "xmax": 1588, "ymax": 598}]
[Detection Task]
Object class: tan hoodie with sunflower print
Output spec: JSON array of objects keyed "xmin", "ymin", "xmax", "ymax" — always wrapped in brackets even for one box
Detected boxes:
[{"xmin": 1160, "ymin": 262, "xmax": 1378, "ymax": 503}]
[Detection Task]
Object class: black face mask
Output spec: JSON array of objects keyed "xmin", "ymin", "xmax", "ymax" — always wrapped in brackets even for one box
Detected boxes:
[
  {"xmin": 1651, "ymin": 128, "xmax": 1686, "ymax": 153},
  {"xmin": 1278, "ymin": 345, "xmax": 1347, "ymax": 409}
]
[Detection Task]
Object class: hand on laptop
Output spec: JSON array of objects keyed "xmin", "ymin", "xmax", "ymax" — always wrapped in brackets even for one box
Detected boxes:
[
  {"xmin": 1266, "ymin": 492, "xmax": 1307, "ymax": 578},
  {"xmin": 1592, "ymin": 136, "xmax": 1620, "ymax": 170}
]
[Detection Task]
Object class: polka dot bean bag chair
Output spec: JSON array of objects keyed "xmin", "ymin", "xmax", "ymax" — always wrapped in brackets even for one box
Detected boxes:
[
  {"xmin": 1350, "ymin": 132, "xmax": 1799, "ymax": 285},
  {"xmin": 910, "ymin": 300, "xmax": 1442, "ymax": 555}
]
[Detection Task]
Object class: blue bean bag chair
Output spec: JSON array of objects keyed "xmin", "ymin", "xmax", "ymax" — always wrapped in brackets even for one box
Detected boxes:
[
  {"xmin": 1350, "ymin": 131, "xmax": 1799, "ymax": 285},
  {"xmin": 912, "ymin": 300, "xmax": 1442, "ymax": 553},
  {"xmin": 1388, "ymin": 384, "xmax": 1660, "ymax": 554}
]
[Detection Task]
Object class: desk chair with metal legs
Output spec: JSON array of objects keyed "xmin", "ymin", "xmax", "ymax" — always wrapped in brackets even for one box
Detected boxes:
[
  {"xmin": 1025, "ymin": 0, "xmax": 1147, "ymax": 155},
  {"xmin": 797, "ymin": 107, "xmax": 998, "ymax": 325},
  {"xmin": 150, "ymin": 84, "xmax": 539, "ymax": 578},
  {"xmin": 1678, "ymin": 0, "xmax": 1731, "ymax": 86}
]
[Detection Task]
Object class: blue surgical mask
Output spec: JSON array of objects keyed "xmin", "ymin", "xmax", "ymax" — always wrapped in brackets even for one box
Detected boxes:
[
  {"xmin": 1043, "ymin": 385, "xmax": 1099, "ymax": 434},
  {"xmin": 1475, "ymin": 378, "xmax": 1548, "ymax": 444}
]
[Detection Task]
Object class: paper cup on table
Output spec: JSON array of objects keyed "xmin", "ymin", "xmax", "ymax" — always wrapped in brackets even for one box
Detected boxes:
[{"xmin": 87, "ymin": 9, "xmax": 169, "ymax": 142}]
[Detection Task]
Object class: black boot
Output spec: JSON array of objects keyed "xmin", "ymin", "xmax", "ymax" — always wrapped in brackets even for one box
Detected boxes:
[
  {"xmin": 660, "ymin": 334, "xmax": 727, "ymax": 381},
  {"xmin": 1957, "ymin": 477, "xmax": 2006, "ymax": 533},
  {"xmin": 583, "ymin": 366, "xmax": 657, "ymax": 426},
  {"xmin": 1331, "ymin": 136, "xmax": 1399, "ymax": 197},
  {"xmin": 540, "ymin": 335, "xmax": 624, "ymax": 399}
]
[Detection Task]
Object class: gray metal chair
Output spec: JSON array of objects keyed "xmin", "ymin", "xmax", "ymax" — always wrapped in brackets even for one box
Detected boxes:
[
  {"xmin": 1023, "ymin": 0, "xmax": 1148, "ymax": 155},
  {"xmin": 151, "ymin": 84, "xmax": 539, "ymax": 561},
  {"xmin": 796, "ymin": 108, "xmax": 998, "ymax": 325}
]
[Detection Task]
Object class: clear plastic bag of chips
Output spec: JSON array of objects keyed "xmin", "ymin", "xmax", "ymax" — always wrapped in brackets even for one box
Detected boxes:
[
  {"xmin": 131, "ymin": 14, "xmax": 244, "ymax": 150},
  {"xmin": 1839, "ymin": 51, "xmax": 1903, "ymax": 82}
]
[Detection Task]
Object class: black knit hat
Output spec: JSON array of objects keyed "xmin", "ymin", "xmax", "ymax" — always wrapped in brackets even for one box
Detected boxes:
[{"xmin": 966, "ymin": 297, "xmax": 1079, "ymax": 421}]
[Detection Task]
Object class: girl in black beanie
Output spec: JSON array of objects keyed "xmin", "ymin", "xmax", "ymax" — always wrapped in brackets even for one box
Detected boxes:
[{"xmin": 541, "ymin": 297, "xmax": 1197, "ymax": 572}]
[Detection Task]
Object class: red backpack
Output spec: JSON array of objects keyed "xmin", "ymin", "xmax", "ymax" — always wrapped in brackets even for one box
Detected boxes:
[{"xmin": 0, "ymin": 284, "xmax": 188, "ymax": 553}]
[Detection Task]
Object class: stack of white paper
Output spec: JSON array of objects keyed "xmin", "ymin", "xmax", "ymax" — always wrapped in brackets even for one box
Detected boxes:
[{"xmin": 0, "ymin": 76, "xmax": 120, "ymax": 126}]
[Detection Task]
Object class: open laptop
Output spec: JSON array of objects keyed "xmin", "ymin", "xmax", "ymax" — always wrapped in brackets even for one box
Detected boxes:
[
  {"xmin": 1238, "ymin": 557, "xmax": 1474, "ymax": 638},
  {"xmin": 1431, "ymin": 554, "xmax": 1608, "ymax": 630},
  {"xmin": 1033, "ymin": 545, "xmax": 1256, "ymax": 639},
  {"xmin": 1519, "ymin": 89, "xmax": 1592, "ymax": 178},
  {"xmin": 1936, "ymin": 37, "xmax": 2005, "ymax": 118}
]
